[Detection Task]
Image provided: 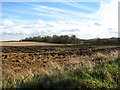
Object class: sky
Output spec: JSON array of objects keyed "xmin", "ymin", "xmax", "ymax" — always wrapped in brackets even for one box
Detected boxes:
[{"xmin": 1, "ymin": 0, "xmax": 119, "ymax": 41}]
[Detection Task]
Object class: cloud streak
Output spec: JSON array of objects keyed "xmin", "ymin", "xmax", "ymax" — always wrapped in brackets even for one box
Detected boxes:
[
  {"xmin": 33, "ymin": 5, "xmax": 89, "ymax": 18},
  {"xmin": 63, "ymin": 0, "xmax": 96, "ymax": 12}
]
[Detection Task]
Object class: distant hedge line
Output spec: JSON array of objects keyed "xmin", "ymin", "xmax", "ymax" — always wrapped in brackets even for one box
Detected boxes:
[{"xmin": 87, "ymin": 38, "xmax": 120, "ymax": 45}]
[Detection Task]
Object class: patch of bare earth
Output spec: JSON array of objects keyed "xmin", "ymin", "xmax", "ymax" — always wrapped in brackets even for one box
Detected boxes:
[{"xmin": 1, "ymin": 42, "xmax": 64, "ymax": 46}]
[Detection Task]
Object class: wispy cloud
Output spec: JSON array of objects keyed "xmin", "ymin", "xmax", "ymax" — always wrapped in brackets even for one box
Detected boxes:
[
  {"xmin": 33, "ymin": 8, "xmax": 56, "ymax": 13},
  {"xmin": 23, "ymin": 2, "xmax": 92, "ymax": 18},
  {"xmin": 63, "ymin": 0, "xmax": 95, "ymax": 12},
  {"xmin": 33, "ymin": 5, "xmax": 90, "ymax": 19}
]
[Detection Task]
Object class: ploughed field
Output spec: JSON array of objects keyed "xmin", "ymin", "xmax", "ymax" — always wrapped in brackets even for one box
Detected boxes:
[{"xmin": 2, "ymin": 45, "xmax": 120, "ymax": 75}]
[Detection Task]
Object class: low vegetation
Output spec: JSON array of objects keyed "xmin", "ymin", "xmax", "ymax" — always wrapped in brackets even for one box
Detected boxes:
[
  {"xmin": 87, "ymin": 37, "xmax": 120, "ymax": 46},
  {"xmin": 2, "ymin": 58, "xmax": 120, "ymax": 88}
]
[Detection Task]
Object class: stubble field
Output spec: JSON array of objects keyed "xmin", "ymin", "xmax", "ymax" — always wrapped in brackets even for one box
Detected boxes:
[{"xmin": 1, "ymin": 42, "xmax": 120, "ymax": 88}]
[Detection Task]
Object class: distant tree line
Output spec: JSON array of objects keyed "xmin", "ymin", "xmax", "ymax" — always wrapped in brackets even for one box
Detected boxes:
[
  {"xmin": 87, "ymin": 37, "xmax": 120, "ymax": 45},
  {"xmin": 20, "ymin": 35, "xmax": 120, "ymax": 45},
  {"xmin": 20, "ymin": 35, "xmax": 81, "ymax": 44}
]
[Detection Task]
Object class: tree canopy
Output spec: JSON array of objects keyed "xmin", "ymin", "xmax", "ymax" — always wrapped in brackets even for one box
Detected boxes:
[{"xmin": 20, "ymin": 35, "xmax": 81, "ymax": 44}]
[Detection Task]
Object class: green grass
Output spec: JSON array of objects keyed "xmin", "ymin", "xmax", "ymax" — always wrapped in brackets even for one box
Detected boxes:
[
  {"xmin": 2, "ymin": 58, "xmax": 120, "ymax": 88},
  {"xmin": 78, "ymin": 42, "xmax": 90, "ymax": 45}
]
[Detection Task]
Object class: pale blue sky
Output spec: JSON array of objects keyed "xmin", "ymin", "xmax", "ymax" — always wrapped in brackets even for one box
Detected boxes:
[
  {"xmin": 2, "ymin": 2, "xmax": 100, "ymax": 21},
  {"xmin": 1, "ymin": 0, "xmax": 118, "ymax": 41}
]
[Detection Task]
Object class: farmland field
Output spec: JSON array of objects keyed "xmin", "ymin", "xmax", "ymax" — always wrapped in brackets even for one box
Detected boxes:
[
  {"xmin": 1, "ymin": 43, "xmax": 120, "ymax": 88},
  {"xmin": 1, "ymin": 42, "xmax": 64, "ymax": 46}
]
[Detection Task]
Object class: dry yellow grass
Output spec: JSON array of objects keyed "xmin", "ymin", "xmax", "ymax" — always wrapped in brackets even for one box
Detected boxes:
[{"xmin": 1, "ymin": 42, "xmax": 64, "ymax": 46}]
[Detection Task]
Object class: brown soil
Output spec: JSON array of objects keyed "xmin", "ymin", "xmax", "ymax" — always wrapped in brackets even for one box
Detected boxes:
[{"xmin": 1, "ymin": 45, "xmax": 120, "ymax": 82}]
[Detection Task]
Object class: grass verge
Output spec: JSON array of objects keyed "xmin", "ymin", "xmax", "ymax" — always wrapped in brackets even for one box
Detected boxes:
[{"xmin": 2, "ymin": 58, "xmax": 120, "ymax": 89}]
